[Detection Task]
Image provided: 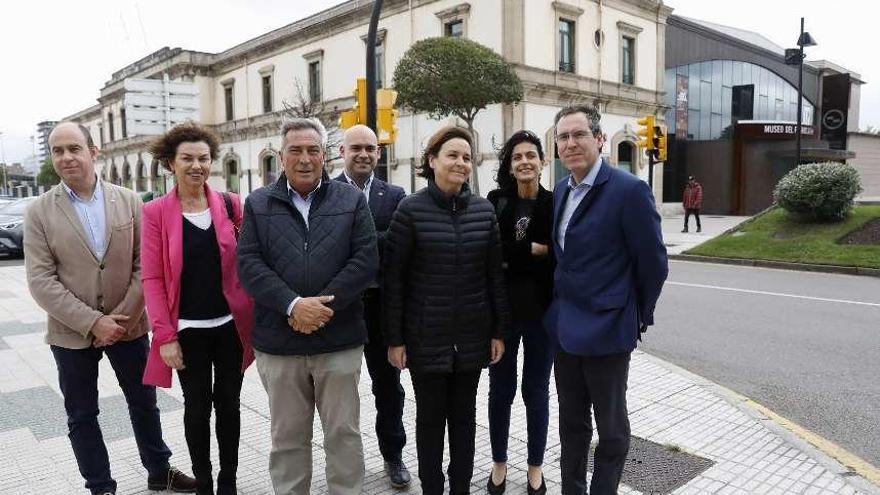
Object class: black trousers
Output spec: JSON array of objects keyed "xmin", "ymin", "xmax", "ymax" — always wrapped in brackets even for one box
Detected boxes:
[
  {"xmin": 177, "ymin": 321, "xmax": 244, "ymax": 494},
  {"xmin": 684, "ymin": 208, "xmax": 701, "ymax": 230},
  {"xmin": 363, "ymin": 288, "xmax": 407, "ymax": 462},
  {"xmin": 51, "ymin": 335, "xmax": 172, "ymax": 495},
  {"xmin": 555, "ymin": 351, "xmax": 631, "ymax": 495},
  {"xmin": 411, "ymin": 369, "xmax": 481, "ymax": 495}
]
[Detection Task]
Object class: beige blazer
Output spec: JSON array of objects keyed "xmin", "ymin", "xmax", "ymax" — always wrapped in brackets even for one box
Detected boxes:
[{"xmin": 24, "ymin": 182, "xmax": 148, "ymax": 349}]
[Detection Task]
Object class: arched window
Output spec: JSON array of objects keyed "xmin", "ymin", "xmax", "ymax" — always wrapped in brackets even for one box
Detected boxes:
[
  {"xmin": 108, "ymin": 161, "xmax": 119, "ymax": 185},
  {"xmin": 262, "ymin": 154, "xmax": 279, "ymax": 186},
  {"xmin": 136, "ymin": 156, "xmax": 148, "ymax": 191},
  {"xmin": 617, "ymin": 141, "xmax": 635, "ymax": 174},
  {"xmin": 151, "ymin": 159, "xmax": 166, "ymax": 195},
  {"xmin": 122, "ymin": 161, "xmax": 132, "ymax": 189},
  {"xmin": 225, "ymin": 159, "xmax": 240, "ymax": 193}
]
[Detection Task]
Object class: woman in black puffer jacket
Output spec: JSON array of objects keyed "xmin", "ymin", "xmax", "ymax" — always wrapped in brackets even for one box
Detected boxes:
[{"xmin": 383, "ymin": 126, "xmax": 509, "ymax": 495}]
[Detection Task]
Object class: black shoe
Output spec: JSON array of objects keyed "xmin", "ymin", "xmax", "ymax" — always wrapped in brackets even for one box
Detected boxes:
[
  {"xmin": 527, "ymin": 476, "xmax": 546, "ymax": 495},
  {"xmin": 681, "ymin": 228, "xmax": 688, "ymax": 233},
  {"xmin": 487, "ymin": 470, "xmax": 506, "ymax": 495},
  {"xmin": 697, "ymin": 227, "xmax": 702, "ymax": 233},
  {"xmin": 385, "ymin": 460, "xmax": 411, "ymax": 488},
  {"xmin": 148, "ymin": 467, "xmax": 198, "ymax": 493}
]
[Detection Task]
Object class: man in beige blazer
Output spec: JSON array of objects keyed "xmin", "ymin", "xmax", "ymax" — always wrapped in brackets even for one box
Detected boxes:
[{"xmin": 24, "ymin": 122, "xmax": 196, "ymax": 495}]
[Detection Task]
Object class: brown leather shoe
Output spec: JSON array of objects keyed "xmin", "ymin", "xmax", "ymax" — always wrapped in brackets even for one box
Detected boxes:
[{"xmin": 147, "ymin": 466, "xmax": 198, "ymax": 493}]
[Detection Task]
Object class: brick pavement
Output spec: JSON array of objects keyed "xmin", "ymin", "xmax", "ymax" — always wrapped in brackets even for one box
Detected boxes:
[{"xmin": 0, "ymin": 263, "xmax": 876, "ymax": 494}]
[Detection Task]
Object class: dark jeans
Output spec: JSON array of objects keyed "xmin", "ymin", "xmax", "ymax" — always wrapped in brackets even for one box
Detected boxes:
[
  {"xmin": 50, "ymin": 335, "xmax": 172, "ymax": 495},
  {"xmin": 177, "ymin": 321, "xmax": 244, "ymax": 494},
  {"xmin": 488, "ymin": 318, "xmax": 553, "ymax": 466},
  {"xmin": 555, "ymin": 351, "xmax": 631, "ymax": 495},
  {"xmin": 411, "ymin": 370, "xmax": 481, "ymax": 495},
  {"xmin": 363, "ymin": 288, "xmax": 406, "ymax": 463},
  {"xmin": 684, "ymin": 208, "xmax": 701, "ymax": 230}
]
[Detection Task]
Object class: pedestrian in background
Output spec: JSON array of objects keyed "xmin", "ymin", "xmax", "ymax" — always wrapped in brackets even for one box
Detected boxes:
[
  {"xmin": 486, "ymin": 130, "xmax": 555, "ymax": 495},
  {"xmin": 140, "ymin": 123, "xmax": 254, "ymax": 495},
  {"xmin": 383, "ymin": 125, "xmax": 508, "ymax": 495},
  {"xmin": 682, "ymin": 175, "xmax": 703, "ymax": 233}
]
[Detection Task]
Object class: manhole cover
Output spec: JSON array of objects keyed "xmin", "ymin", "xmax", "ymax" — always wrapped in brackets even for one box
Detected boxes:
[{"xmin": 586, "ymin": 436, "xmax": 714, "ymax": 494}]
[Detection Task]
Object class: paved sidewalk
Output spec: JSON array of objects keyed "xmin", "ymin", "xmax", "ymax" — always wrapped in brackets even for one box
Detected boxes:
[
  {"xmin": 0, "ymin": 263, "xmax": 876, "ymax": 494},
  {"xmin": 661, "ymin": 214, "xmax": 750, "ymax": 255}
]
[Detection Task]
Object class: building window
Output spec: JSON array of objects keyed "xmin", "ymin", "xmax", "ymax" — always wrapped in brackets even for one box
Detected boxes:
[
  {"xmin": 224, "ymin": 85, "xmax": 234, "ymax": 121},
  {"xmin": 361, "ymin": 29, "xmax": 388, "ymax": 89},
  {"xmin": 98, "ymin": 123, "xmax": 104, "ymax": 146},
  {"xmin": 261, "ymin": 75, "xmax": 273, "ymax": 114},
  {"xmin": 107, "ymin": 112, "xmax": 115, "ymax": 141},
  {"xmin": 436, "ymin": 3, "xmax": 470, "ymax": 38},
  {"xmin": 445, "ymin": 20, "xmax": 463, "ymax": 37},
  {"xmin": 308, "ymin": 61, "xmax": 322, "ymax": 103},
  {"xmin": 558, "ymin": 19, "xmax": 575, "ymax": 73},
  {"xmin": 621, "ymin": 36, "xmax": 635, "ymax": 85},
  {"xmin": 225, "ymin": 159, "xmax": 240, "ymax": 193},
  {"xmin": 262, "ymin": 154, "xmax": 279, "ymax": 186},
  {"xmin": 120, "ymin": 108, "xmax": 128, "ymax": 139}
]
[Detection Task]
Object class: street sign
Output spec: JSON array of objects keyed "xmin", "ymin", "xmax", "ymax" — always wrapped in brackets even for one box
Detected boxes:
[{"xmin": 122, "ymin": 75, "xmax": 199, "ymax": 137}]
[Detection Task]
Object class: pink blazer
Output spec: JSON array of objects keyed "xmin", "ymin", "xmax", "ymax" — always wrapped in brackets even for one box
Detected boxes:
[{"xmin": 141, "ymin": 186, "xmax": 255, "ymax": 387}]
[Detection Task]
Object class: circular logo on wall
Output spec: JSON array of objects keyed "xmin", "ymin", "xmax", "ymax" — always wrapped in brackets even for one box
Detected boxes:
[{"xmin": 822, "ymin": 109, "xmax": 845, "ymax": 130}]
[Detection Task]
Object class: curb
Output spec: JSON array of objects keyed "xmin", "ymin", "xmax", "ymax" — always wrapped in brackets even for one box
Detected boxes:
[
  {"xmin": 670, "ymin": 254, "xmax": 880, "ymax": 278},
  {"xmin": 640, "ymin": 352, "xmax": 880, "ymax": 495}
]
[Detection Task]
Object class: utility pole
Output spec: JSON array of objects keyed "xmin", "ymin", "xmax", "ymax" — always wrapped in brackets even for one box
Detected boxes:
[{"xmin": 366, "ymin": 0, "xmax": 383, "ymax": 133}]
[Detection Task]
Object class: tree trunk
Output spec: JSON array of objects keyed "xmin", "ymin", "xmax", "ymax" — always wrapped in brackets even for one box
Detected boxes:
[{"xmin": 465, "ymin": 119, "xmax": 480, "ymax": 196}]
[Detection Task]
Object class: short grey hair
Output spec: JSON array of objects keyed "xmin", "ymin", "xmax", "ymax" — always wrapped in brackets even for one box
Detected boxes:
[{"xmin": 280, "ymin": 118, "xmax": 327, "ymax": 147}]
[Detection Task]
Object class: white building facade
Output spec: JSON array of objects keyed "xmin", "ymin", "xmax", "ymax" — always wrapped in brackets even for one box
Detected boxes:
[{"xmin": 64, "ymin": 0, "xmax": 673, "ymax": 198}]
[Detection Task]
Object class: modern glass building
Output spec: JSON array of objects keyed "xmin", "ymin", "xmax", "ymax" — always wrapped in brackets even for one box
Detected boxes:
[{"xmin": 663, "ymin": 59, "xmax": 813, "ymax": 141}]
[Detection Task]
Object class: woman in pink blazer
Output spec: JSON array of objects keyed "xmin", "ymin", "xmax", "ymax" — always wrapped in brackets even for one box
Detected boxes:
[{"xmin": 141, "ymin": 123, "xmax": 254, "ymax": 495}]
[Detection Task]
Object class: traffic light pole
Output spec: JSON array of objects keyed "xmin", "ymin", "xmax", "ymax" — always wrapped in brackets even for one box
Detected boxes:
[
  {"xmin": 365, "ymin": 0, "xmax": 383, "ymax": 133},
  {"xmin": 648, "ymin": 150, "xmax": 655, "ymax": 192}
]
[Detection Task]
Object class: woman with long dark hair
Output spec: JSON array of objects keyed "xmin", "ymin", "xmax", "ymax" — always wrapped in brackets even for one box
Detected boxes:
[
  {"xmin": 383, "ymin": 126, "xmax": 508, "ymax": 495},
  {"xmin": 486, "ymin": 130, "xmax": 555, "ymax": 495}
]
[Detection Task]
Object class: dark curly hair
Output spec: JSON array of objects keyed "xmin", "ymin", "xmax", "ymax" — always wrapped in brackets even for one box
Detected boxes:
[
  {"xmin": 419, "ymin": 126, "xmax": 474, "ymax": 180},
  {"xmin": 148, "ymin": 122, "xmax": 220, "ymax": 171},
  {"xmin": 494, "ymin": 130, "xmax": 545, "ymax": 191}
]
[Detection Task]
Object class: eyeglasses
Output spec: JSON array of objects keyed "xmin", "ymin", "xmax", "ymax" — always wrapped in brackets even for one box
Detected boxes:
[{"xmin": 555, "ymin": 130, "xmax": 594, "ymax": 144}]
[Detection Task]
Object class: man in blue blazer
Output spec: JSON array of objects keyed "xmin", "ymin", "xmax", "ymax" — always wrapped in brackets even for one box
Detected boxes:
[
  {"xmin": 335, "ymin": 125, "xmax": 410, "ymax": 488},
  {"xmin": 543, "ymin": 105, "xmax": 668, "ymax": 494}
]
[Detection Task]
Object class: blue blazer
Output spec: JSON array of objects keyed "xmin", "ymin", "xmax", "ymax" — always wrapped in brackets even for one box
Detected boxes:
[
  {"xmin": 334, "ymin": 173, "xmax": 406, "ymax": 257},
  {"xmin": 543, "ymin": 160, "xmax": 668, "ymax": 356}
]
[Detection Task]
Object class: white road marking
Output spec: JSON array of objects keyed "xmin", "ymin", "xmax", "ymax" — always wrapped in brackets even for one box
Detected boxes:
[{"xmin": 667, "ymin": 281, "xmax": 880, "ymax": 308}]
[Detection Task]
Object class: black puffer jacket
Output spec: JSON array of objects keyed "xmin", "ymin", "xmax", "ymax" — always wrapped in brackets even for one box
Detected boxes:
[{"xmin": 382, "ymin": 180, "xmax": 509, "ymax": 374}]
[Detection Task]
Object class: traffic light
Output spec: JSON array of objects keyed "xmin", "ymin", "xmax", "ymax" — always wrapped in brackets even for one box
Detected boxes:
[
  {"xmin": 636, "ymin": 115, "xmax": 655, "ymax": 151},
  {"xmin": 376, "ymin": 88, "xmax": 399, "ymax": 144},
  {"xmin": 654, "ymin": 124, "xmax": 667, "ymax": 161},
  {"xmin": 339, "ymin": 78, "xmax": 368, "ymax": 129}
]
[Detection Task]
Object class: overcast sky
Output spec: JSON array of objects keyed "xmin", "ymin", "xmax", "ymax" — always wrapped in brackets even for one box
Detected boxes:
[{"xmin": 1, "ymin": 0, "xmax": 875, "ymax": 163}]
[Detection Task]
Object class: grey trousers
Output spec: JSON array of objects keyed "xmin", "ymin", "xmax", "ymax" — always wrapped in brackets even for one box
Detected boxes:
[{"xmin": 255, "ymin": 346, "xmax": 365, "ymax": 495}]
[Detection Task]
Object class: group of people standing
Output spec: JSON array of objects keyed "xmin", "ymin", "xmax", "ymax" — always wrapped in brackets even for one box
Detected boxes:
[{"xmin": 24, "ymin": 102, "xmax": 667, "ymax": 495}]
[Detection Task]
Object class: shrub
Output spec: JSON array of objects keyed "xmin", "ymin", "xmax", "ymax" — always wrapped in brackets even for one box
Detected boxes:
[{"xmin": 773, "ymin": 162, "xmax": 862, "ymax": 222}]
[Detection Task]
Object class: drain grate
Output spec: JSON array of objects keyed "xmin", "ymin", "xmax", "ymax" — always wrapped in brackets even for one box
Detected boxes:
[{"xmin": 586, "ymin": 436, "xmax": 714, "ymax": 494}]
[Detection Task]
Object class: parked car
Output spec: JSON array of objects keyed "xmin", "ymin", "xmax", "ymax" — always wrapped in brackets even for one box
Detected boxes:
[{"xmin": 0, "ymin": 197, "xmax": 37, "ymax": 258}]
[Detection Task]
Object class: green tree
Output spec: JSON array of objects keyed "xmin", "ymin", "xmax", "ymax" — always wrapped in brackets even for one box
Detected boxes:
[
  {"xmin": 393, "ymin": 37, "xmax": 523, "ymax": 194},
  {"xmin": 37, "ymin": 157, "xmax": 60, "ymax": 186}
]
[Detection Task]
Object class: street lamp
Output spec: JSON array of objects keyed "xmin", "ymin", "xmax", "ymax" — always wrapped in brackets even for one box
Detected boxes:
[{"xmin": 793, "ymin": 17, "xmax": 817, "ymax": 167}]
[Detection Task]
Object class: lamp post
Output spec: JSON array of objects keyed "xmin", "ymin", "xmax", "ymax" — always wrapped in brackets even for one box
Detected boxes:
[{"xmin": 794, "ymin": 17, "xmax": 817, "ymax": 167}]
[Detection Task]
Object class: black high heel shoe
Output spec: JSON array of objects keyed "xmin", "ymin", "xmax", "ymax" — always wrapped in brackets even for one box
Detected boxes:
[
  {"xmin": 486, "ymin": 470, "xmax": 506, "ymax": 495},
  {"xmin": 527, "ymin": 475, "xmax": 546, "ymax": 495}
]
